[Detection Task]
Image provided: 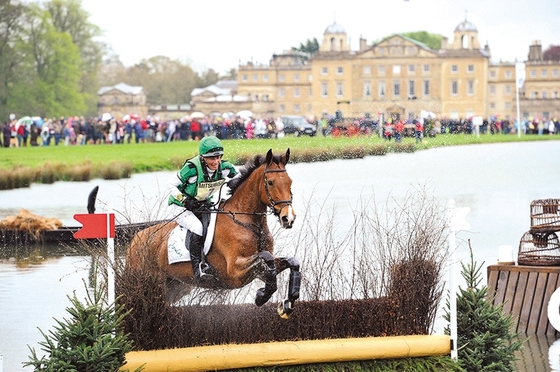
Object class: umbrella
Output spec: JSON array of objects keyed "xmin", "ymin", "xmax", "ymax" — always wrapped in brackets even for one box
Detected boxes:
[
  {"xmin": 191, "ymin": 112, "xmax": 205, "ymax": 119},
  {"xmin": 122, "ymin": 114, "xmax": 130, "ymax": 123},
  {"xmin": 101, "ymin": 112, "xmax": 112, "ymax": 122},
  {"xmin": 236, "ymin": 110, "xmax": 253, "ymax": 119},
  {"xmin": 31, "ymin": 116, "xmax": 43, "ymax": 127},
  {"xmin": 16, "ymin": 116, "xmax": 32, "ymax": 129}
]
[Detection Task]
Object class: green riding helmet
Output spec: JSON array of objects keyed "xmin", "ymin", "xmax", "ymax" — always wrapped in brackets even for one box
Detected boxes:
[{"xmin": 199, "ymin": 136, "xmax": 224, "ymax": 157}]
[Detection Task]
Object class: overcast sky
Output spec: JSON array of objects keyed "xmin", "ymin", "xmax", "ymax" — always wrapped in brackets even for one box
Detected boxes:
[{"xmin": 81, "ymin": 0, "xmax": 559, "ymax": 74}]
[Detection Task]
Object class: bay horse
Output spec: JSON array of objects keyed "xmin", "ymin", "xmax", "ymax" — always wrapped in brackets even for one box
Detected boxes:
[{"xmin": 126, "ymin": 149, "xmax": 301, "ymax": 318}]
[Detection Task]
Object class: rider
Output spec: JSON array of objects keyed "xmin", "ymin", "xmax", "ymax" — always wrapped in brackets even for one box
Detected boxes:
[{"xmin": 167, "ymin": 135, "xmax": 238, "ymax": 285}]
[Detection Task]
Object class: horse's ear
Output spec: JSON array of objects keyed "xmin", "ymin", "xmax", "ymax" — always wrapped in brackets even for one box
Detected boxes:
[
  {"xmin": 266, "ymin": 149, "xmax": 273, "ymax": 165},
  {"xmin": 283, "ymin": 148, "xmax": 290, "ymax": 164}
]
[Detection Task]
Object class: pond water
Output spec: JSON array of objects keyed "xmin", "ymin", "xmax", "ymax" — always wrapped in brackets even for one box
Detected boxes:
[{"xmin": 1, "ymin": 140, "xmax": 559, "ymax": 371}]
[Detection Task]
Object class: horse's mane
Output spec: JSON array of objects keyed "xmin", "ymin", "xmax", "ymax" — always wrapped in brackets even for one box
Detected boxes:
[{"xmin": 227, "ymin": 153, "xmax": 283, "ymax": 195}]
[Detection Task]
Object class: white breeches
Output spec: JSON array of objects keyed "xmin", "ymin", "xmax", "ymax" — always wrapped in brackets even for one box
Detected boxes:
[{"xmin": 169, "ymin": 204, "xmax": 203, "ymax": 236}]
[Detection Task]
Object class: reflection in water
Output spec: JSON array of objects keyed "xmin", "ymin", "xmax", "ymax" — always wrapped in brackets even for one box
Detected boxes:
[
  {"xmin": 0, "ymin": 253, "xmax": 89, "ymax": 371},
  {"xmin": 514, "ymin": 335, "xmax": 558, "ymax": 372}
]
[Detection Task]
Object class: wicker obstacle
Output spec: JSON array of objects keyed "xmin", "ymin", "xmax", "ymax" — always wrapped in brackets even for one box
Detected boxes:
[
  {"xmin": 530, "ymin": 199, "xmax": 560, "ymax": 233},
  {"xmin": 122, "ymin": 334, "xmax": 450, "ymax": 372}
]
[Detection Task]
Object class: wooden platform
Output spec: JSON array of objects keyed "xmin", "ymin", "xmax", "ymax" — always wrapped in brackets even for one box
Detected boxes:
[{"xmin": 487, "ymin": 264, "xmax": 560, "ymax": 335}]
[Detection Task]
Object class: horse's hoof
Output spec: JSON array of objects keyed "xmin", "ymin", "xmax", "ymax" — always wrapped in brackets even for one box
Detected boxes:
[{"xmin": 277, "ymin": 299, "xmax": 293, "ymax": 319}]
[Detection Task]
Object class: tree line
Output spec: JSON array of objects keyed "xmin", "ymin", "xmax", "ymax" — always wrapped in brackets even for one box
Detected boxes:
[{"xmin": 0, "ymin": 0, "xmax": 233, "ymax": 122}]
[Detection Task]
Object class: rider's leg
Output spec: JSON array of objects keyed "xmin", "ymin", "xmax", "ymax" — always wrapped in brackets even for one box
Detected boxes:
[
  {"xmin": 187, "ymin": 231, "xmax": 216, "ymax": 285},
  {"xmin": 171, "ymin": 204, "xmax": 217, "ymax": 285}
]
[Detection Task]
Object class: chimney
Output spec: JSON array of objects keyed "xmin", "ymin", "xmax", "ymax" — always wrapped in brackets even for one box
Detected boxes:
[
  {"xmin": 359, "ymin": 36, "xmax": 368, "ymax": 52},
  {"xmin": 528, "ymin": 40, "xmax": 542, "ymax": 62},
  {"xmin": 441, "ymin": 36, "xmax": 449, "ymax": 49}
]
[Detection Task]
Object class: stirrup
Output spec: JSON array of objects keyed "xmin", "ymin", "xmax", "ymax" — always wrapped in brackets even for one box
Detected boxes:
[{"xmin": 195, "ymin": 262, "xmax": 218, "ymax": 286}]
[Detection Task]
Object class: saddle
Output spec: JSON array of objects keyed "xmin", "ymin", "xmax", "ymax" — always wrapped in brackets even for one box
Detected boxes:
[{"xmin": 167, "ymin": 211, "xmax": 217, "ymax": 264}]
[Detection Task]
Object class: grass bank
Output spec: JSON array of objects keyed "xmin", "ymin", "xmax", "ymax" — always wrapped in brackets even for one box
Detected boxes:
[{"xmin": 0, "ymin": 133, "xmax": 557, "ymax": 190}]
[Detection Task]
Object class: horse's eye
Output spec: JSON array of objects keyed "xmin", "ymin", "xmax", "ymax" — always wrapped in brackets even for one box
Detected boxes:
[{"xmin": 267, "ymin": 180, "xmax": 274, "ymax": 186}]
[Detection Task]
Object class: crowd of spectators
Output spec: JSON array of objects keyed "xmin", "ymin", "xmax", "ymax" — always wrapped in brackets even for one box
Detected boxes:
[
  {"xmin": 1, "ymin": 113, "xmax": 558, "ymax": 148},
  {"xmin": 0, "ymin": 114, "xmax": 288, "ymax": 148}
]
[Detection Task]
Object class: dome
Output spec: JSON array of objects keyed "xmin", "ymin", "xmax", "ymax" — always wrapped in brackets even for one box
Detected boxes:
[
  {"xmin": 455, "ymin": 19, "xmax": 477, "ymax": 32},
  {"xmin": 324, "ymin": 22, "xmax": 346, "ymax": 34}
]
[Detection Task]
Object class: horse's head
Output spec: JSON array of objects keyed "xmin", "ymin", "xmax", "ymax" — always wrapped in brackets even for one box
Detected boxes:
[{"xmin": 262, "ymin": 149, "xmax": 296, "ymax": 228}]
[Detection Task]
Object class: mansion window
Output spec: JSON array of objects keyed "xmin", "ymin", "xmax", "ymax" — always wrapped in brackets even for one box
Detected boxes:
[
  {"xmin": 363, "ymin": 66, "xmax": 371, "ymax": 75},
  {"xmin": 467, "ymin": 65, "xmax": 474, "ymax": 73},
  {"xmin": 294, "ymin": 74, "xmax": 300, "ymax": 82},
  {"xmin": 393, "ymin": 81, "xmax": 400, "ymax": 96},
  {"xmin": 252, "ymin": 74, "xmax": 258, "ymax": 82},
  {"xmin": 242, "ymin": 74, "xmax": 248, "ymax": 82},
  {"xmin": 530, "ymin": 91, "xmax": 537, "ymax": 99},
  {"xmin": 337, "ymin": 66, "xmax": 344, "ymax": 75},
  {"xmin": 408, "ymin": 80, "xmax": 415, "ymax": 97},
  {"xmin": 490, "ymin": 102, "xmax": 496, "ymax": 110},
  {"xmin": 279, "ymin": 74, "xmax": 285, "ymax": 82},
  {"xmin": 364, "ymin": 81, "xmax": 371, "ymax": 97},
  {"xmin": 530, "ymin": 69, "xmax": 536, "ymax": 78},
  {"xmin": 308, "ymin": 74, "xmax": 313, "ymax": 82},
  {"xmin": 378, "ymin": 65, "xmax": 386, "ymax": 75},
  {"xmin": 308, "ymin": 87, "xmax": 312, "ymax": 97},
  {"xmin": 553, "ymin": 69, "xmax": 559, "ymax": 78},
  {"xmin": 336, "ymin": 82, "xmax": 344, "ymax": 96},
  {"xmin": 505, "ymin": 102, "xmax": 511, "ymax": 109},
  {"xmin": 378, "ymin": 81, "xmax": 386, "ymax": 97},
  {"xmin": 279, "ymin": 88, "xmax": 285, "ymax": 98},
  {"xmin": 392, "ymin": 65, "xmax": 401, "ymax": 75},
  {"xmin": 467, "ymin": 80, "xmax": 474, "ymax": 96},
  {"xmin": 451, "ymin": 80, "xmax": 458, "ymax": 95},
  {"xmin": 505, "ymin": 70, "xmax": 512, "ymax": 79},
  {"xmin": 321, "ymin": 67, "xmax": 328, "ymax": 75},
  {"xmin": 423, "ymin": 80, "xmax": 430, "ymax": 96},
  {"xmin": 451, "ymin": 65, "xmax": 458, "ymax": 74},
  {"xmin": 490, "ymin": 71, "xmax": 496, "ymax": 79},
  {"xmin": 408, "ymin": 64, "xmax": 415, "ymax": 73},
  {"xmin": 490, "ymin": 85, "xmax": 496, "ymax": 94},
  {"xmin": 262, "ymin": 94, "xmax": 269, "ymax": 101},
  {"xmin": 542, "ymin": 69, "xmax": 548, "ymax": 78},
  {"xmin": 263, "ymin": 74, "xmax": 268, "ymax": 82},
  {"xmin": 321, "ymin": 82, "xmax": 328, "ymax": 97},
  {"xmin": 542, "ymin": 91, "xmax": 548, "ymax": 99},
  {"xmin": 294, "ymin": 87, "xmax": 300, "ymax": 98},
  {"xmin": 505, "ymin": 85, "xmax": 512, "ymax": 95},
  {"xmin": 294, "ymin": 104, "xmax": 301, "ymax": 112},
  {"xmin": 279, "ymin": 104, "xmax": 286, "ymax": 112},
  {"xmin": 423, "ymin": 64, "xmax": 430, "ymax": 73}
]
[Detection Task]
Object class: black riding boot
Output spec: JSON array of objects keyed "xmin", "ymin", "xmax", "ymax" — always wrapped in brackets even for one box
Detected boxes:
[{"xmin": 188, "ymin": 232, "xmax": 217, "ymax": 287}]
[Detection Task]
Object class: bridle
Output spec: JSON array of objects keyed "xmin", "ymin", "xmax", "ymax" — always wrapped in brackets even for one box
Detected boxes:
[{"xmin": 263, "ymin": 167, "xmax": 293, "ymax": 218}]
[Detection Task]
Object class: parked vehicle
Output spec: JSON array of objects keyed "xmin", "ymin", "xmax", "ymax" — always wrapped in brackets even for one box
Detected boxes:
[{"xmin": 280, "ymin": 116, "xmax": 317, "ymax": 137}]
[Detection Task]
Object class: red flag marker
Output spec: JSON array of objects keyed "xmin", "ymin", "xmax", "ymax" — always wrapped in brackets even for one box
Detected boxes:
[{"xmin": 73, "ymin": 213, "xmax": 115, "ymax": 239}]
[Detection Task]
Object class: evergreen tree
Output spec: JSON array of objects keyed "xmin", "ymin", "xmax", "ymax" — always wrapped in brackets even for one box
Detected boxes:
[
  {"xmin": 445, "ymin": 247, "xmax": 524, "ymax": 371},
  {"xmin": 25, "ymin": 281, "xmax": 141, "ymax": 372}
]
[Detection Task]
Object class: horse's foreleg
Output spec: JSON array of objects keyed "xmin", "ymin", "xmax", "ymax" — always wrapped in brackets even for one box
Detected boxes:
[
  {"xmin": 254, "ymin": 251, "xmax": 277, "ymax": 307},
  {"xmin": 276, "ymin": 256, "xmax": 301, "ymax": 319}
]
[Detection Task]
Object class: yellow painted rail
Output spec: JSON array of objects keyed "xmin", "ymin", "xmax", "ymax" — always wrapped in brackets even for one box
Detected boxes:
[{"xmin": 123, "ymin": 334, "xmax": 450, "ymax": 372}]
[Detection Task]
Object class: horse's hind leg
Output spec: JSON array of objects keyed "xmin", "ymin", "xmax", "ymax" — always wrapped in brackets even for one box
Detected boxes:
[
  {"xmin": 254, "ymin": 251, "xmax": 277, "ymax": 307},
  {"xmin": 277, "ymin": 256, "xmax": 301, "ymax": 319}
]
